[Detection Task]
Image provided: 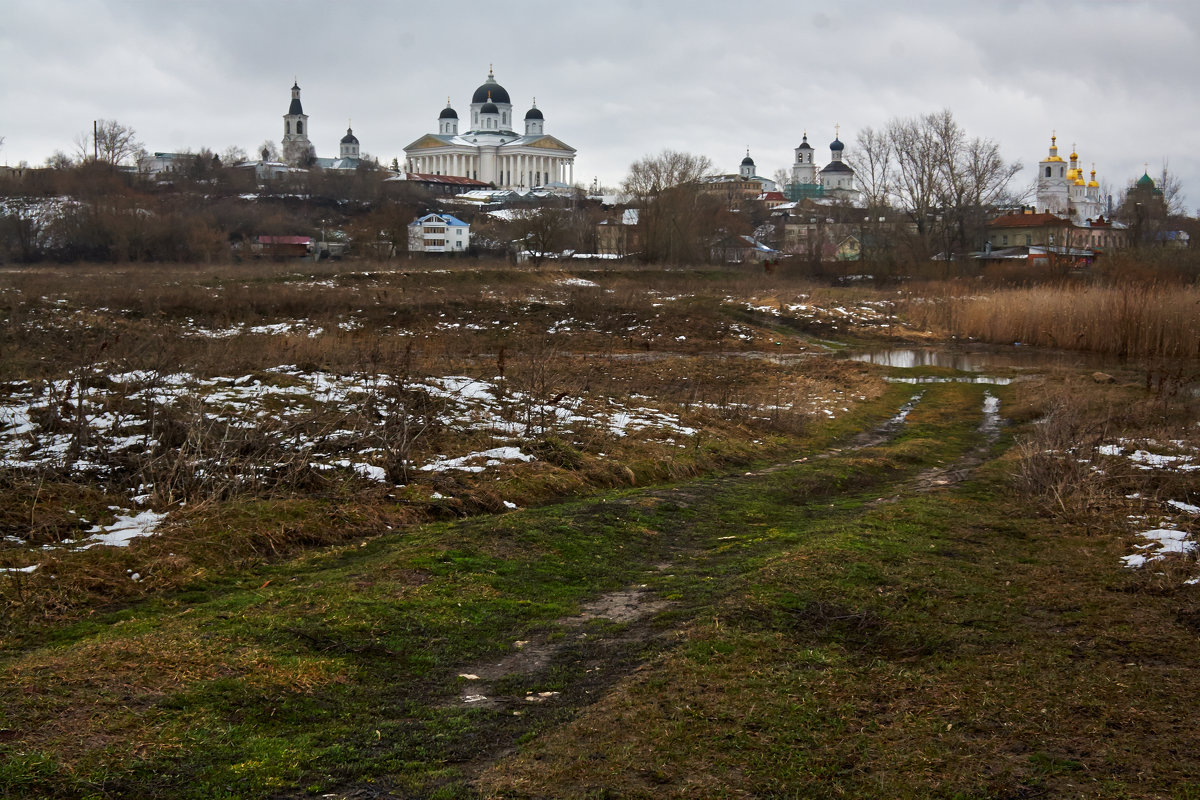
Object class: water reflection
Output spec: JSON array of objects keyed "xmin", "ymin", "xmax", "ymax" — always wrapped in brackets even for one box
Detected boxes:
[
  {"xmin": 849, "ymin": 348, "xmax": 988, "ymax": 371},
  {"xmin": 847, "ymin": 346, "xmax": 1116, "ymax": 372}
]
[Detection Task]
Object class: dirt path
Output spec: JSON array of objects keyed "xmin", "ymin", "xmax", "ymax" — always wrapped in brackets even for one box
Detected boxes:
[{"xmin": 396, "ymin": 386, "xmax": 1004, "ymax": 793}]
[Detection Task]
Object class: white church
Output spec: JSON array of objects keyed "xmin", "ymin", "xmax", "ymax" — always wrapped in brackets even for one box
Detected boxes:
[
  {"xmin": 786, "ymin": 130, "xmax": 862, "ymax": 206},
  {"xmin": 402, "ymin": 67, "xmax": 577, "ymax": 189},
  {"xmin": 1035, "ymin": 134, "xmax": 1105, "ymax": 224},
  {"xmin": 280, "ymin": 81, "xmax": 363, "ymax": 170}
]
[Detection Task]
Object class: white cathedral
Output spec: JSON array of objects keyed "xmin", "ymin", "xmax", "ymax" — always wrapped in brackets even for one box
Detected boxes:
[
  {"xmin": 402, "ymin": 67, "xmax": 577, "ymax": 189},
  {"xmin": 1035, "ymin": 134, "xmax": 1104, "ymax": 223}
]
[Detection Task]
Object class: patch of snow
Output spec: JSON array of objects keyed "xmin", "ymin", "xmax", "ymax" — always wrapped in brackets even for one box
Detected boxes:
[{"xmin": 1168, "ymin": 500, "xmax": 1200, "ymax": 515}]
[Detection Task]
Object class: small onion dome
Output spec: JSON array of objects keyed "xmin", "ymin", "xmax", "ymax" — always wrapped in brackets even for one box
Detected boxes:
[
  {"xmin": 1088, "ymin": 168, "xmax": 1099, "ymax": 188},
  {"xmin": 741, "ymin": 154, "xmax": 755, "ymax": 167},
  {"xmin": 1074, "ymin": 177, "xmax": 1086, "ymax": 186},
  {"xmin": 1137, "ymin": 172, "xmax": 1156, "ymax": 188},
  {"xmin": 830, "ymin": 137, "xmax": 845, "ymax": 152},
  {"xmin": 797, "ymin": 133, "xmax": 812, "ymax": 150},
  {"xmin": 525, "ymin": 106, "xmax": 543, "ymax": 120},
  {"xmin": 439, "ymin": 105, "xmax": 458, "ymax": 120},
  {"xmin": 481, "ymin": 101, "xmax": 499, "ymax": 114},
  {"xmin": 341, "ymin": 127, "xmax": 358, "ymax": 145}
]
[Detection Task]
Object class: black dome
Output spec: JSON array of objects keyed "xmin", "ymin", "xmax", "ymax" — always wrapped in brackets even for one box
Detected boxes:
[
  {"xmin": 830, "ymin": 137, "xmax": 845, "ymax": 152},
  {"xmin": 741, "ymin": 155, "xmax": 755, "ymax": 167},
  {"xmin": 472, "ymin": 74, "xmax": 510, "ymax": 105},
  {"xmin": 439, "ymin": 106, "xmax": 458, "ymax": 119},
  {"xmin": 341, "ymin": 128, "xmax": 358, "ymax": 144},
  {"xmin": 797, "ymin": 136, "xmax": 812, "ymax": 150},
  {"xmin": 525, "ymin": 106, "xmax": 543, "ymax": 120},
  {"xmin": 820, "ymin": 160, "xmax": 854, "ymax": 173},
  {"xmin": 481, "ymin": 101, "xmax": 499, "ymax": 114}
]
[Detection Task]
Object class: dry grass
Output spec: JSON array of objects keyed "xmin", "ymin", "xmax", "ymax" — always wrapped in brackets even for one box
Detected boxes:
[
  {"xmin": 0, "ymin": 261, "xmax": 892, "ymax": 632},
  {"xmin": 900, "ymin": 281, "xmax": 1200, "ymax": 363}
]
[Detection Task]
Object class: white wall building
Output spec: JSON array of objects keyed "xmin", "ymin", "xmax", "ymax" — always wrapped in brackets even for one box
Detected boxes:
[
  {"xmin": 403, "ymin": 67, "xmax": 576, "ymax": 189},
  {"xmin": 1036, "ymin": 134, "xmax": 1104, "ymax": 224},
  {"xmin": 408, "ymin": 213, "xmax": 470, "ymax": 254},
  {"xmin": 786, "ymin": 130, "xmax": 861, "ymax": 205}
]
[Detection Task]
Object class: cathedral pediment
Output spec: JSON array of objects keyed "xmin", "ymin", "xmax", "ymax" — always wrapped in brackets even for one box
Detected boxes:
[
  {"xmin": 405, "ymin": 134, "xmax": 452, "ymax": 151},
  {"xmin": 521, "ymin": 135, "xmax": 575, "ymax": 153}
]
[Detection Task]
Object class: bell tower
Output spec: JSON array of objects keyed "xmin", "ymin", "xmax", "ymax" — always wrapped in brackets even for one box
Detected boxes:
[{"xmin": 282, "ymin": 79, "xmax": 314, "ymax": 166}]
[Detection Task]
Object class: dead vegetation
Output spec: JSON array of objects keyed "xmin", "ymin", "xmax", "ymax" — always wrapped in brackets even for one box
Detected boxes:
[{"xmin": 0, "ymin": 261, "xmax": 891, "ymax": 631}]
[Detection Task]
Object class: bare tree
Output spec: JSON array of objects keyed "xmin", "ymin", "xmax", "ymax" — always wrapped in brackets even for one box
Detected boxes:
[
  {"xmin": 45, "ymin": 150, "xmax": 73, "ymax": 169},
  {"xmin": 221, "ymin": 145, "xmax": 249, "ymax": 166},
  {"xmin": 1159, "ymin": 161, "xmax": 1187, "ymax": 217},
  {"xmin": 623, "ymin": 149, "xmax": 718, "ymax": 264},
  {"xmin": 887, "ymin": 113, "xmax": 945, "ymax": 260},
  {"xmin": 505, "ymin": 205, "xmax": 572, "ymax": 265},
  {"xmin": 864, "ymin": 109, "xmax": 1021, "ymax": 267},
  {"xmin": 92, "ymin": 119, "xmax": 142, "ymax": 166},
  {"xmin": 772, "ymin": 167, "xmax": 791, "ymax": 194},
  {"xmin": 257, "ymin": 140, "xmax": 281, "ymax": 162},
  {"xmin": 853, "ymin": 125, "xmax": 893, "ymax": 211}
]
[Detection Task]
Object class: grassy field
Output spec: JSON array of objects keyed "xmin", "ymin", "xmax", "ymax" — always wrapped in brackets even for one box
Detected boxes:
[{"xmin": 2, "ymin": 261, "xmax": 1199, "ymax": 798}]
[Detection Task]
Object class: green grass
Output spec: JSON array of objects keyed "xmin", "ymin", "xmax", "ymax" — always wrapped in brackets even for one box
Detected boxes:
[{"xmin": 4, "ymin": 379, "xmax": 1197, "ymax": 798}]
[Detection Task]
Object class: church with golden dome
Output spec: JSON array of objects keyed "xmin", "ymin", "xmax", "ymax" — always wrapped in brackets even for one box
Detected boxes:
[{"xmin": 1036, "ymin": 134, "xmax": 1104, "ymax": 223}]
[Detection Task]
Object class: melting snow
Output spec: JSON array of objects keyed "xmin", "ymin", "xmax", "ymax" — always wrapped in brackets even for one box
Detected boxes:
[{"xmin": 1122, "ymin": 528, "xmax": 1197, "ymax": 569}]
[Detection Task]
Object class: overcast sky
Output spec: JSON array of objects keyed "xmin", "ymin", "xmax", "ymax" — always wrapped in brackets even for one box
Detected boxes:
[{"xmin": 3, "ymin": 0, "xmax": 1197, "ymax": 212}]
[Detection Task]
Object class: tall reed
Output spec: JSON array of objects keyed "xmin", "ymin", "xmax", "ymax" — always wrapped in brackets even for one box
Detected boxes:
[{"xmin": 901, "ymin": 283, "xmax": 1200, "ymax": 361}]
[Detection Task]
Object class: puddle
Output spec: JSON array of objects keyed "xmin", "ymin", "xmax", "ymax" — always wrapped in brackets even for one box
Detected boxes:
[{"xmin": 452, "ymin": 586, "xmax": 669, "ymax": 708}]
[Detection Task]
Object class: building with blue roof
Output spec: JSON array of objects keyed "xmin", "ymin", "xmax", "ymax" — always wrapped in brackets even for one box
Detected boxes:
[{"xmin": 408, "ymin": 213, "xmax": 471, "ymax": 254}]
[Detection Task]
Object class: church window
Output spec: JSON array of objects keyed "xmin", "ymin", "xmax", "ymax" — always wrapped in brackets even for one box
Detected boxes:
[
  {"xmin": 1002, "ymin": 235, "xmax": 1008, "ymax": 245},
  {"xmin": 297, "ymin": 121, "xmax": 304, "ymax": 135},
  {"xmin": 1045, "ymin": 166, "xmax": 1051, "ymax": 177},
  {"xmin": 1059, "ymin": 167, "xmax": 1064, "ymax": 177},
  {"xmin": 287, "ymin": 121, "xmax": 291, "ymax": 134}
]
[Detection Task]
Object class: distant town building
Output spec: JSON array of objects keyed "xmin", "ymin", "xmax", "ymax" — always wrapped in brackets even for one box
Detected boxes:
[
  {"xmin": 385, "ymin": 172, "xmax": 491, "ymax": 197},
  {"xmin": 595, "ymin": 209, "xmax": 640, "ymax": 257},
  {"xmin": 138, "ymin": 152, "xmax": 192, "ymax": 176},
  {"xmin": 408, "ymin": 213, "xmax": 470, "ymax": 254},
  {"xmin": 403, "ymin": 67, "xmax": 577, "ymax": 189},
  {"xmin": 985, "ymin": 209, "xmax": 1129, "ymax": 264},
  {"xmin": 702, "ymin": 150, "xmax": 778, "ymax": 202}
]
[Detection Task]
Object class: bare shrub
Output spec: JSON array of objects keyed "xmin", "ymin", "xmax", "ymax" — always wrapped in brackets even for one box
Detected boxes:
[{"xmin": 1012, "ymin": 392, "xmax": 1114, "ymax": 518}]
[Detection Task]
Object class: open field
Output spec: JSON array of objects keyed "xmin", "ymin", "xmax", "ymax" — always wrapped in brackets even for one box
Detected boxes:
[{"xmin": 2, "ymin": 261, "xmax": 1200, "ymax": 798}]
